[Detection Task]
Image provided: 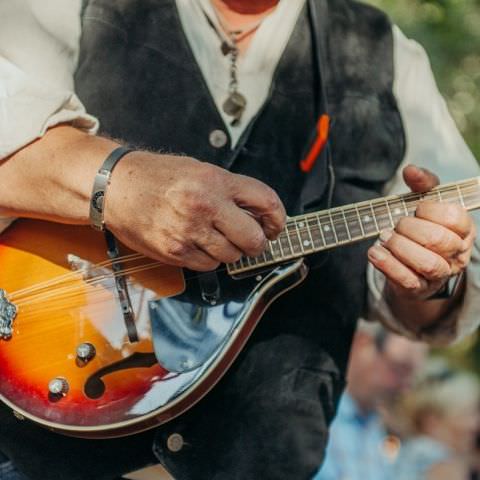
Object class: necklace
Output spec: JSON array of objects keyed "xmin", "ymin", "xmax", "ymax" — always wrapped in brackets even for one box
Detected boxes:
[{"xmin": 202, "ymin": 5, "xmax": 272, "ymax": 126}]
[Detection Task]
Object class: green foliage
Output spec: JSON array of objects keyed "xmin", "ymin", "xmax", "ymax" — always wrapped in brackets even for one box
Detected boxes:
[
  {"xmin": 366, "ymin": 0, "xmax": 480, "ymax": 157},
  {"xmin": 365, "ymin": 0, "xmax": 480, "ymax": 373}
]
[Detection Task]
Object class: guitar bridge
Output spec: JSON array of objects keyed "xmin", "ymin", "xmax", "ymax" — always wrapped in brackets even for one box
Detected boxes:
[{"xmin": 0, "ymin": 289, "xmax": 17, "ymax": 340}]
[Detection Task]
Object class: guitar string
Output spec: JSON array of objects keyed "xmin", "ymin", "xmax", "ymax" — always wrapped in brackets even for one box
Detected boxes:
[
  {"xmin": 12, "ymin": 200, "xmax": 480, "ymax": 313},
  {"xmin": 13, "ymin": 261, "xmax": 167, "ymax": 307},
  {"xmin": 9, "ymin": 253, "xmax": 146, "ymax": 299},
  {"xmin": 9, "ymin": 182, "xmax": 479, "ymax": 299},
  {"xmin": 6, "ymin": 197, "xmax": 480, "ymax": 336},
  {"xmin": 5, "ymin": 183, "xmax": 480, "ymax": 303},
  {"xmin": 8, "ymin": 185, "xmax": 480, "ymax": 305}
]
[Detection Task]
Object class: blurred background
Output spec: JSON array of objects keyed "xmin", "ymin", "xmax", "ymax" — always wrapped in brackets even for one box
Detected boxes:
[{"xmin": 368, "ymin": 0, "xmax": 480, "ymax": 377}]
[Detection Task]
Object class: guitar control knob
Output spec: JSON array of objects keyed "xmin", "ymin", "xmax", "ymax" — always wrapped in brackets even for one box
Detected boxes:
[
  {"xmin": 48, "ymin": 377, "xmax": 69, "ymax": 396},
  {"xmin": 76, "ymin": 343, "xmax": 96, "ymax": 363}
]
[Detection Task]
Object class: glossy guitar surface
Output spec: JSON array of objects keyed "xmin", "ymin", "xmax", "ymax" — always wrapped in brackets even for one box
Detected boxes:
[{"xmin": 0, "ymin": 219, "xmax": 307, "ymax": 438}]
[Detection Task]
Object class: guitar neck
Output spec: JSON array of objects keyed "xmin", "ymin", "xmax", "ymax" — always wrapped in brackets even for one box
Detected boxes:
[{"xmin": 227, "ymin": 177, "xmax": 480, "ymax": 277}]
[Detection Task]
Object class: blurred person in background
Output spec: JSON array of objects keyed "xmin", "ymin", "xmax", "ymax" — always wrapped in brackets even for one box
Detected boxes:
[
  {"xmin": 392, "ymin": 358, "xmax": 480, "ymax": 480},
  {"xmin": 314, "ymin": 320, "xmax": 428, "ymax": 480}
]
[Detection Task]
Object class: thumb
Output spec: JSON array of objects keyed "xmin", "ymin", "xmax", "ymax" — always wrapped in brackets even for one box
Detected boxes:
[{"xmin": 403, "ymin": 164, "xmax": 440, "ymax": 193}]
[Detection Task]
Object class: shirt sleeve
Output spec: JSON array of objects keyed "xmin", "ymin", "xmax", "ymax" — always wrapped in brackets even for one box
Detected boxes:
[
  {"xmin": 0, "ymin": 0, "xmax": 98, "ymax": 232},
  {"xmin": 366, "ymin": 25, "xmax": 480, "ymax": 346}
]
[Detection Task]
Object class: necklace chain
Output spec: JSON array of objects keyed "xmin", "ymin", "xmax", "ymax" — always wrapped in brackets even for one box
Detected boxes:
[{"xmin": 202, "ymin": 2, "xmax": 274, "ymax": 126}]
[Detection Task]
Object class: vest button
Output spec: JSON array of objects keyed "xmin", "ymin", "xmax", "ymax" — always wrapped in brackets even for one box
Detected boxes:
[
  {"xmin": 209, "ymin": 129, "xmax": 228, "ymax": 148},
  {"xmin": 166, "ymin": 433, "xmax": 184, "ymax": 452}
]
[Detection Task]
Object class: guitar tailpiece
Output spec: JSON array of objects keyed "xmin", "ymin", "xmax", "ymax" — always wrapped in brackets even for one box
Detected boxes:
[{"xmin": 0, "ymin": 289, "xmax": 17, "ymax": 340}]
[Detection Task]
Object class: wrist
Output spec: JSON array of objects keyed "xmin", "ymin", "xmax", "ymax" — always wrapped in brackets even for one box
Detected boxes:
[{"xmin": 89, "ymin": 146, "xmax": 134, "ymax": 231}]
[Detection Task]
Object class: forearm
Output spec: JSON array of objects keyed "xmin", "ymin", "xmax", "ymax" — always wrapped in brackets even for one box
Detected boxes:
[{"xmin": 0, "ymin": 125, "xmax": 118, "ymax": 224}]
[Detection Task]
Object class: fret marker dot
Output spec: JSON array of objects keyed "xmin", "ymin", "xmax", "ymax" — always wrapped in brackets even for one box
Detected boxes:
[
  {"xmin": 303, "ymin": 240, "xmax": 311, "ymax": 247},
  {"xmin": 363, "ymin": 215, "xmax": 371, "ymax": 222},
  {"xmin": 299, "ymin": 222, "xmax": 305, "ymax": 228},
  {"xmin": 394, "ymin": 208, "xmax": 402, "ymax": 215},
  {"xmin": 324, "ymin": 225, "xmax": 331, "ymax": 232}
]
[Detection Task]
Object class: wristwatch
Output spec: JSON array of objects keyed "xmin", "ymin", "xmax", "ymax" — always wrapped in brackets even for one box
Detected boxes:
[{"xmin": 427, "ymin": 271, "xmax": 465, "ymax": 300}]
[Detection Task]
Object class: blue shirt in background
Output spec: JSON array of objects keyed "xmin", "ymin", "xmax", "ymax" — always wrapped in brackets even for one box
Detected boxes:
[{"xmin": 313, "ymin": 393, "xmax": 394, "ymax": 480}]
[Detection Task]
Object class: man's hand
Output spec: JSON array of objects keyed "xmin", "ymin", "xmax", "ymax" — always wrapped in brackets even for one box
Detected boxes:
[
  {"xmin": 368, "ymin": 164, "xmax": 476, "ymax": 301},
  {"xmin": 105, "ymin": 152, "xmax": 286, "ymax": 271},
  {"xmin": 0, "ymin": 126, "xmax": 285, "ymax": 272}
]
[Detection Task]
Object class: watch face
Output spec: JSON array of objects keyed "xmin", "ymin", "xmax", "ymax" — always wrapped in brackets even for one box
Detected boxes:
[{"xmin": 92, "ymin": 191, "xmax": 105, "ymax": 214}]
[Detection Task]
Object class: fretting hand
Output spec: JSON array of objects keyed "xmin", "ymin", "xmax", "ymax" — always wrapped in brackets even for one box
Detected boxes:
[{"xmin": 368, "ymin": 165, "xmax": 476, "ymax": 301}]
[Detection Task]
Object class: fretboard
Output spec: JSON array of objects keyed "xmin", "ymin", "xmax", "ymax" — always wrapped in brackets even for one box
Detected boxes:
[{"xmin": 227, "ymin": 177, "xmax": 480, "ymax": 277}]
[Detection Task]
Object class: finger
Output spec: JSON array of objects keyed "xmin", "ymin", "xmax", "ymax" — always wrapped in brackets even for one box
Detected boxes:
[
  {"xmin": 368, "ymin": 245, "xmax": 427, "ymax": 293},
  {"xmin": 380, "ymin": 230, "xmax": 452, "ymax": 281},
  {"xmin": 160, "ymin": 237, "xmax": 220, "ymax": 271},
  {"xmin": 214, "ymin": 203, "xmax": 268, "ymax": 257},
  {"xmin": 395, "ymin": 216, "xmax": 465, "ymax": 259},
  {"xmin": 415, "ymin": 201, "xmax": 473, "ymax": 239},
  {"xmin": 183, "ymin": 249, "xmax": 222, "ymax": 272},
  {"xmin": 403, "ymin": 164, "xmax": 440, "ymax": 193},
  {"xmin": 194, "ymin": 228, "xmax": 244, "ymax": 264},
  {"xmin": 230, "ymin": 174, "xmax": 286, "ymax": 240}
]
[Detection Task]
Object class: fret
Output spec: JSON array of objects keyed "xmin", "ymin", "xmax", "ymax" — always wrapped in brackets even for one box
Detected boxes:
[
  {"xmin": 306, "ymin": 215, "xmax": 325, "ymax": 249},
  {"xmin": 287, "ymin": 221, "xmax": 303, "ymax": 255},
  {"xmin": 457, "ymin": 185, "xmax": 466, "ymax": 208},
  {"xmin": 316, "ymin": 213, "xmax": 327, "ymax": 246},
  {"xmin": 345, "ymin": 207, "xmax": 363, "ymax": 239},
  {"xmin": 403, "ymin": 194, "xmax": 419, "ymax": 216},
  {"xmin": 370, "ymin": 203, "xmax": 380, "ymax": 231},
  {"xmin": 401, "ymin": 197, "xmax": 409, "ymax": 216},
  {"xmin": 328, "ymin": 211, "xmax": 339, "ymax": 243},
  {"xmin": 385, "ymin": 200, "xmax": 395, "ymax": 227},
  {"xmin": 354, "ymin": 205, "xmax": 365, "ymax": 236},
  {"xmin": 330, "ymin": 210, "xmax": 349, "ymax": 243},
  {"xmin": 263, "ymin": 249, "xmax": 274, "ymax": 264},
  {"xmin": 372, "ymin": 200, "xmax": 394, "ymax": 231},
  {"xmin": 387, "ymin": 197, "xmax": 405, "ymax": 225},
  {"xmin": 341, "ymin": 209, "xmax": 352, "ymax": 240},
  {"xmin": 318, "ymin": 214, "xmax": 336, "ymax": 245},
  {"xmin": 436, "ymin": 189, "xmax": 442, "ymax": 202},
  {"xmin": 232, "ymin": 259, "xmax": 242, "ymax": 271},
  {"xmin": 269, "ymin": 238, "xmax": 282, "ymax": 259},
  {"xmin": 279, "ymin": 232, "xmax": 294, "ymax": 258},
  {"xmin": 296, "ymin": 218, "xmax": 315, "ymax": 252},
  {"xmin": 342, "ymin": 205, "xmax": 364, "ymax": 240},
  {"xmin": 357, "ymin": 204, "xmax": 378, "ymax": 235}
]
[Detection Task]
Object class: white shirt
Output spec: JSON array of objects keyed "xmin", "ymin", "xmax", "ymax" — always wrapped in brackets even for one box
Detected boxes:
[{"xmin": 0, "ymin": 0, "xmax": 479, "ymax": 344}]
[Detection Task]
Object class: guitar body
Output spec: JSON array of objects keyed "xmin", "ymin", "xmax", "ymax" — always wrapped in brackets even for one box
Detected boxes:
[{"xmin": 0, "ymin": 219, "xmax": 307, "ymax": 438}]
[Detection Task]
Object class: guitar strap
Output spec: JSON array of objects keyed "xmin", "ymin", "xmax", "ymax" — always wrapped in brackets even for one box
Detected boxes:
[{"xmin": 104, "ymin": 229, "xmax": 139, "ymax": 342}]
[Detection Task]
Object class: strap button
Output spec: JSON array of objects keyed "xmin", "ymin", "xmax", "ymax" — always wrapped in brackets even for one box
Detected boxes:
[
  {"xmin": 209, "ymin": 129, "xmax": 228, "ymax": 148},
  {"xmin": 166, "ymin": 433, "xmax": 184, "ymax": 452}
]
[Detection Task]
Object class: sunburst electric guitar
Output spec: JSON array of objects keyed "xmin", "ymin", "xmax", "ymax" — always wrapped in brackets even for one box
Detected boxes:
[{"xmin": 0, "ymin": 178, "xmax": 479, "ymax": 438}]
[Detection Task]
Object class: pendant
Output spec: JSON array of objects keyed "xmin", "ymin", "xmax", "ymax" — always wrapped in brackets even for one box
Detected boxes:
[
  {"xmin": 221, "ymin": 41, "xmax": 234, "ymax": 56},
  {"xmin": 222, "ymin": 91, "xmax": 247, "ymax": 126}
]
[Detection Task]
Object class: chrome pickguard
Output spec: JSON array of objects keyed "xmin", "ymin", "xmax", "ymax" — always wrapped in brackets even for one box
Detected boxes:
[
  {"xmin": 150, "ymin": 260, "xmax": 307, "ymax": 374},
  {"xmin": 0, "ymin": 289, "xmax": 17, "ymax": 340}
]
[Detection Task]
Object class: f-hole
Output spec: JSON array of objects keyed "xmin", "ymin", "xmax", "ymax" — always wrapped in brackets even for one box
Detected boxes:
[{"xmin": 84, "ymin": 352, "xmax": 157, "ymax": 399}]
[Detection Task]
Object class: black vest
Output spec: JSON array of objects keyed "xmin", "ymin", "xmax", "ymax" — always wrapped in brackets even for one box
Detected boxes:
[{"xmin": 75, "ymin": 0, "xmax": 405, "ymax": 362}]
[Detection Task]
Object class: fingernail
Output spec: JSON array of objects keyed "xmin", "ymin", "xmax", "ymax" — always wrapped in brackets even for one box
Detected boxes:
[
  {"xmin": 369, "ymin": 246, "xmax": 387, "ymax": 262},
  {"xmin": 379, "ymin": 229, "xmax": 393, "ymax": 244}
]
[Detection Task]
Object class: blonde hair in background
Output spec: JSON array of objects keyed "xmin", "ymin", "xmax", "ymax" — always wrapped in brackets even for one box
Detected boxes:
[{"xmin": 400, "ymin": 358, "xmax": 480, "ymax": 436}]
